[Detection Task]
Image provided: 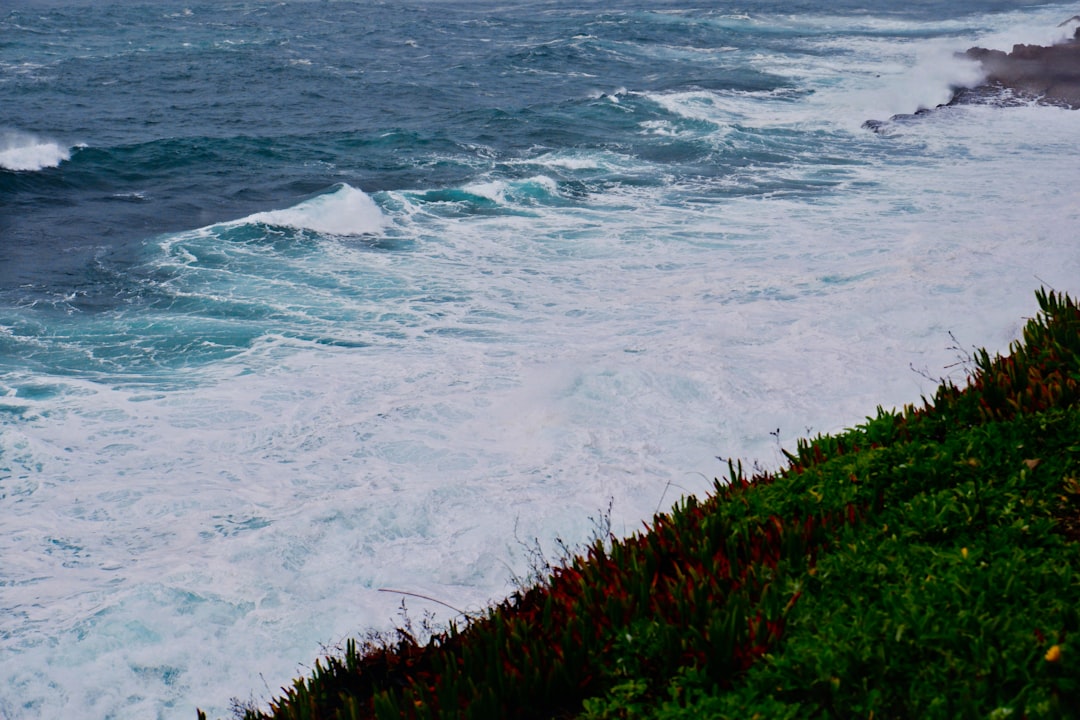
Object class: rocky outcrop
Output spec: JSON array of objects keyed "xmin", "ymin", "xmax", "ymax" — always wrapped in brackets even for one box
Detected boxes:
[
  {"xmin": 962, "ymin": 29, "xmax": 1080, "ymax": 109},
  {"xmin": 863, "ymin": 27, "xmax": 1080, "ymax": 133}
]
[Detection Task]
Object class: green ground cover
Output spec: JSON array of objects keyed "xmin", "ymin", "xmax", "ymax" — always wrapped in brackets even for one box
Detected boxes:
[{"xmin": 206, "ymin": 289, "xmax": 1080, "ymax": 719}]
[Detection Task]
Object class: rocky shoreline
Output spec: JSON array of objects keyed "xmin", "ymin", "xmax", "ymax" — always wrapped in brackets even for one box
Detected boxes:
[
  {"xmin": 962, "ymin": 28, "xmax": 1080, "ymax": 109},
  {"xmin": 864, "ymin": 25, "xmax": 1080, "ymax": 132}
]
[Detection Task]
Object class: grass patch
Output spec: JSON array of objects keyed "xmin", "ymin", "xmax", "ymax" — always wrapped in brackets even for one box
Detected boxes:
[{"xmin": 203, "ymin": 289, "xmax": 1080, "ymax": 719}]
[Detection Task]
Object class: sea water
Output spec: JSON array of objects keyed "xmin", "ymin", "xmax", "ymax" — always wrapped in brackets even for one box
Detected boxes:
[{"xmin": 2, "ymin": 1, "xmax": 1078, "ymax": 717}]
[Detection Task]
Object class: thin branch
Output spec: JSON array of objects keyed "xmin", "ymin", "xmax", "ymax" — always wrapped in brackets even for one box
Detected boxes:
[{"xmin": 378, "ymin": 588, "xmax": 466, "ymax": 616}]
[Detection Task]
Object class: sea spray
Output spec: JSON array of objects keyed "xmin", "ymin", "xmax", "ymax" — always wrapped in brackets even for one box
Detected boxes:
[
  {"xmin": 0, "ymin": 130, "xmax": 70, "ymax": 171},
  {"xmin": 239, "ymin": 184, "xmax": 387, "ymax": 236}
]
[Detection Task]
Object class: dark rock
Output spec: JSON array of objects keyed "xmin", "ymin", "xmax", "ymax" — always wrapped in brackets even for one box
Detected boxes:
[
  {"xmin": 960, "ymin": 30, "xmax": 1080, "ymax": 109},
  {"xmin": 861, "ymin": 107, "xmax": 936, "ymax": 135},
  {"xmin": 862, "ymin": 26, "xmax": 1080, "ymax": 133}
]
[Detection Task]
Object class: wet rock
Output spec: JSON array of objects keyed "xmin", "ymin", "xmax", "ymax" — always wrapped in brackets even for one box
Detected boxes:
[
  {"xmin": 861, "ymin": 107, "xmax": 935, "ymax": 135},
  {"xmin": 862, "ymin": 26, "xmax": 1080, "ymax": 133},
  {"xmin": 961, "ymin": 30, "xmax": 1080, "ymax": 109}
]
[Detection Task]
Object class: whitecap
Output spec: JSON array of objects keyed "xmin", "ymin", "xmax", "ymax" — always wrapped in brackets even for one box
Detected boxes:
[
  {"xmin": 0, "ymin": 130, "xmax": 71, "ymax": 171},
  {"xmin": 523, "ymin": 153, "xmax": 602, "ymax": 171},
  {"xmin": 237, "ymin": 184, "xmax": 386, "ymax": 236},
  {"xmin": 461, "ymin": 180, "xmax": 507, "ymax": 203}
]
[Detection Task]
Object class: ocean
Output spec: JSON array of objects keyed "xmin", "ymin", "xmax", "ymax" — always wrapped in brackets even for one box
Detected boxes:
[{"xmin": 2, "ymin": 1, "xmax": 1078, "ymax": 717}]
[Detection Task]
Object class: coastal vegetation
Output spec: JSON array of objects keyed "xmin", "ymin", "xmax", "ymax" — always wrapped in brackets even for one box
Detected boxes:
[{"xmin": 205, "ymin": 289, "xmax": 1080, "ymax": 719}]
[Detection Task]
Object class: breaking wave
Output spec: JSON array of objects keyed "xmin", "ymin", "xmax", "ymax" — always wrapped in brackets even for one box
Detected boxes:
[
  {"xmin": 0, "ymin": 130, "xmax": 72, "ymax": 171},
  {"xmin": 237, "ymin": 184, "xmax": 387, "ymax": 236}
]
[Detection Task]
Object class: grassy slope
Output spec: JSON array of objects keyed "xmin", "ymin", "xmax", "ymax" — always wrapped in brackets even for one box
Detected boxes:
[{"xmin": 207, "ymin": 289, "xmax": 1080, "ymax": 720}]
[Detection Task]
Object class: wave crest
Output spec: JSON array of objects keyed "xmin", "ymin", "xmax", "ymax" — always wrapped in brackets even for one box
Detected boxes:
[
  {"xmin": 238, "ymin": 184, "xmax": 386, "ymax": 236},
  {"xmin": 0, "ymin": 130, "xmax": 72, "ymax": 171}
]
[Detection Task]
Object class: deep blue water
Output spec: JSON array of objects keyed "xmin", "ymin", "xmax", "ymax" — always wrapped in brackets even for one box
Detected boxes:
[
  {"xmin": 0, "ymin": 0, "xmax": 1036, "ymax": 295},
  {"xmin": 2, "ymin": 1, "xmax": 1078, "ymax": 718}
]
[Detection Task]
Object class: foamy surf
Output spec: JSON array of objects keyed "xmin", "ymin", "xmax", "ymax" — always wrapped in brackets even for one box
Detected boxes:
[
  {"xmin": 2, "ymin": 2, "xmax": 1080, "ymax": 719},
  {"xmin": 0, "ymin": 130, "xmax": 71, "ymax": 171}
]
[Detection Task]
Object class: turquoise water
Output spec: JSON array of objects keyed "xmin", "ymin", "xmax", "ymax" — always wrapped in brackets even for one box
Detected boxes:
[{"xmin": 2, "ymin": 1, "xmax": 1079, "ymax": 717}]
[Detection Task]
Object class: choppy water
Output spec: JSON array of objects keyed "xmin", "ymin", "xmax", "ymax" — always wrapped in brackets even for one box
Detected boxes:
[{"xmin": 2, "ymin": 1, "xmax": 1079, "ymax": 717}]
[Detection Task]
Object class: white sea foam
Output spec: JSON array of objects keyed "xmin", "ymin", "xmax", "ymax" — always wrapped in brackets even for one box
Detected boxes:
[
  {"xmin": 644, "ymin": 89, "xmax": 731, "ymax": 124},
  {"xmin": 461, "ymin": 179, "xmax": 507, "ymax": 202},
  {"xmin": 0, "ymin": 130, "xmax": 71, "ymax": 171},
  {"xmin": 239, "ymin": 184, "xmax": 387, "ymax": 236},
  {"xmin": 462, "ymin": 175, "xmax": 561, "ymax": 204},
  {"xmin": 7, "ymin": 93, "xmax": 1080, "ymax": 718},
  {"xmin": 532, "ymin": 155, "xmax": 601, "ymax": 170}
]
